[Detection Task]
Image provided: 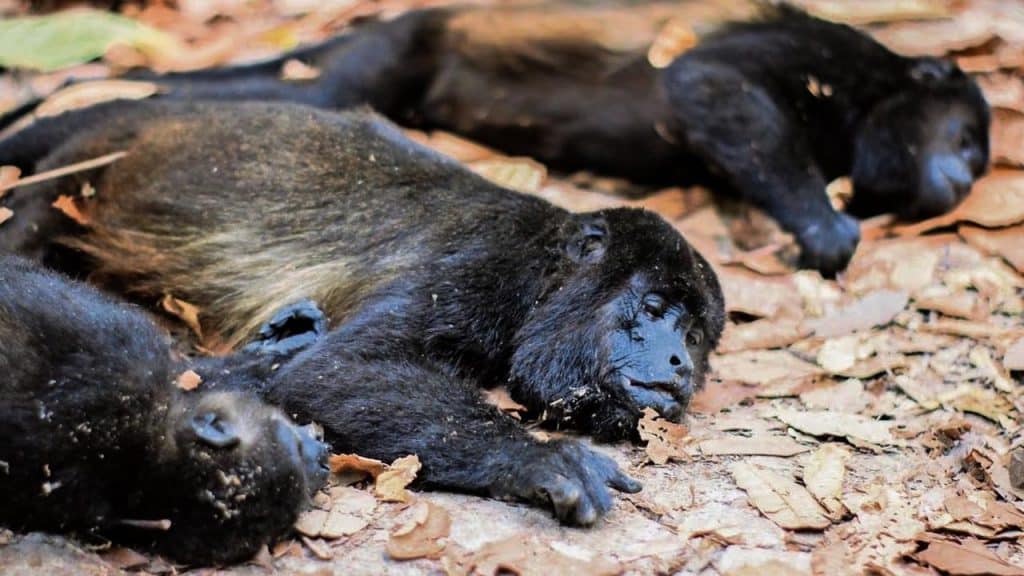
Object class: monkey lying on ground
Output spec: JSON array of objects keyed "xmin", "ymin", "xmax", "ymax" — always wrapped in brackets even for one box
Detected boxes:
[
  {"xmin": 0, "ymin": 100, "xmax": 723, "ymax": 524},
  {"xmin": 56, "ymin": 3, "xmax": 988, "ymax": 276},
  {"xmin": 0, "ymin": 256, "xmax": 330, "ymax": 565}
]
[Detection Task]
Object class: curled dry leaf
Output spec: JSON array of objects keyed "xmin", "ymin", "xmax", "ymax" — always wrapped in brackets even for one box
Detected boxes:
[
  {"xmin": 637, "ymin": 407, "xmax": 690, "ymax": 465},
  {"xmin": 698, "ymin": 436, "xmax": 811, "ymax": 457},
  {"xmin": 175, "ymin": 369, "xmax": 201, "ymax": 391},
  {"xmin": 34, "ymin": 80, "xmax": 160, "ymax": 119},
  {"xmin": 800, "ymin": 0, "xmax": 950, "ymax": 25},
  {"xmin": 718, "ymin": 317, "xmax": 810, "ymax": 354},
  {"xmin": 457, "ymin": 534, "xmax": 622, "ymax": 576},
  {"xmin": 1005, "ymin": 337, "xmax": 1024, "ymax": 371},
  {"xmin": 374, "ymin": 454, "xmax": 421, "ymax": 503},
  {"xmin": 280, "ymin": 58, "xmax": 320, "ymax": 81},
  {"xmin": 0, "ymin": 207, "xmax": 12, "ymax": 226},
  {"xmin": 160, "ymin": 294, "xmax": 204, "ymax": 340},
  {"xmin": 712, "ymin": 350, "xmax": 823, "ymax": 386},
  {"xmin": 991, "ymin": 109, "xmax": 1024, "ymax": 168},
  {"xmin": 807, "ymin": 290, "xmax": 909, "ymax": 338},
  {"xmin": 729, "ymin": 461, "xmax": 831, "ymax": 530},
  {"xmin": 328, "ymin": 453, "xmax": 385, "ymax": 479},
  {"xmin": 959, "ymin": 223, "xmax": 1024, "ymax": 274},
  {"xmin": 775, "ymin": 410, "xmax": 898, "ymax": 447},
  {"xmin": 470, "ymin": 157, "xmax": 547, "ymax": 194},
  {"xmin": 387, "ymin": 501, "xmax": 451, "ymax": 560},
  {"xmin": 647, "ymin": 18, "xmax": 697, "ymax": 68},
  {"xmin": 0, "ymin": 165, "xmax": 19, "ymax": 199},
  {"xmin": 717, "ymin": 267, "xmax": 800, "ymax": 318},
  {"xmin": 915, "ymin": 537, "xmax": 1024, "ymax": 576},
  {"xmin": 803, "ymin": 443, "xmax": 851, "ymax": 518},
  {"xmin": 482, "ymin": 387, "xmax": 527, "ymax": 420},
  {"xmin": 51, "ymin": 195, "xmax": 90, "ymax": 226}
]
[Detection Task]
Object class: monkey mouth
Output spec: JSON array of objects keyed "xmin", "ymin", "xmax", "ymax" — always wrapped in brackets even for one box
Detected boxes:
[{"xmin": 622, "ymin": 376, "xmax": 688, "ymax": 421}]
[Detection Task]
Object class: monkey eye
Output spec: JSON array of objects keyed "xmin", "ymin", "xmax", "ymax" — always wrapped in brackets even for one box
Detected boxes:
[
  {"xmin": 642, "ymin": 293, "xmax": 668, "ymax": 317},
  {"xmin": 686, "ymin": 328, "xmax": 704, "ymax": 347}
]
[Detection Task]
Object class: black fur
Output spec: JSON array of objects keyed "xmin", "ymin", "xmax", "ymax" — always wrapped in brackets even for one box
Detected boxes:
[
  {"xmin": 0, "ymin": 100, "xmax": 722, "ymax": 523},
  {"xmin": 0, "ymin": 256, "xmax": 329, "ymax": 565},
  {"xmin": 23, "ymin": 4, "xmax": 987, "ymax": 275}
]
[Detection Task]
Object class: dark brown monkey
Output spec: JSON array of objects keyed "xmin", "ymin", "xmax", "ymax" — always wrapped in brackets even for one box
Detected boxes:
[
  {"xmin": 9, "ymin": 2, "xmax": 985, "ymax": 276},
  {"xmin": 0, "ymin": 100, "xmax": 722, "ymax": 524},
  {"xmin": 0, "ymin": 256, "xmax": 330, "ymax": 565}
]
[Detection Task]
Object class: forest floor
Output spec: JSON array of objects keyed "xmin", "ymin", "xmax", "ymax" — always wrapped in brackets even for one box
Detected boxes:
[{"xmin": 0, "ymin": 0, "xmax": 1023, "ymax": 575}]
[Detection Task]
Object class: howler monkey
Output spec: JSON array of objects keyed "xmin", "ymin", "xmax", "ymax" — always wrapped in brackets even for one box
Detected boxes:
[
  {"xmin": 48, "ymin": 3, "xmax": 990, "ymax": 275},
  {"xmin": 0, "ymin": 256, "xmax": 330, "ymax": 565},
  {"xmin": 0, "ymin": 100, "xmax": 722, "ymax": 524}
]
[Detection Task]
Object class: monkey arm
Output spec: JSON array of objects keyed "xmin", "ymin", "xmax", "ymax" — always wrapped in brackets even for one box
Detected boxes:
[{"xmin": 263, "ymin": 294, "xmax": 640, "ymax": 526}]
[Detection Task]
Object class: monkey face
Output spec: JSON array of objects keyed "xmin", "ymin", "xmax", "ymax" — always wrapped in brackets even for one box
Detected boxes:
[
  {"xmin": 511, "ymin": 209, "xmax": 723, "ymax": 439},
  {"xmin": 849, "ymin": 59, "xmax": 990, "ymax": 220},
  {"xmin": 149, "ymin": 392, "xmax": 329, "ymax": 563},
  {"xmin": 604, "ymin": 285, "xmax": 707, "ymax": 422}
]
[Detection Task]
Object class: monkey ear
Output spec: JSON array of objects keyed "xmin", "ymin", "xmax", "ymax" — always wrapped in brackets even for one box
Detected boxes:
[
  {"xmin": 190, "ymin": 412, "xmax": 241, "ymax": 448},
  {"xmin": 566, "ymin": 215, "xmax": 608, "ymax": 263},
  {"xmin": 910, "ymin": 58, "xmax": 956, "ymax": 84}
]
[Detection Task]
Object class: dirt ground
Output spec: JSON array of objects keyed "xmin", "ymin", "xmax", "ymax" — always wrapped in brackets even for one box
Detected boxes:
[{"xmin": 1, "ymin": 0, "xmax": 1023, "ymax": 575}]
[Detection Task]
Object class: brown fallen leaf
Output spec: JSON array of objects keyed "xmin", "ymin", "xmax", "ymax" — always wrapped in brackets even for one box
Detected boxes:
[
  {"xmin": 718, "ymin": 317, "xmax": 811, "ymax": 353},
  {"xmin": 1003, "ymin": 337, "xmax": 1024, "ymax": 371},
  {"xmin": 893, "ymin": 170, "xmax": 1024, "ymax": 236},
  {"xmin": 328, "ymin": 453, "xmax": 386, "ymax": 479},
  {"xmin": 101, "ymin": 547, "xmax": 151, "ymax": 570},
  {"xmin": 34, "ymin": 80, "xmax": 160, "ymax": 119},
  {"xmin": 915, "ymin": 537, "xmax": 1024, "ymax": 576},
  {"xmin": 803, "ymin": 444, "xmax": 850, "ymax": 519},
  {"xmin": 470, "ymin": 157, "xmax": 547, "ymax": 194},
  {"xmin": 775, "ymin": 410, "xmax": 898, "ymax": 447},
  {"xmin": 717, "ymin": 267, "xmax": 800, "ymax": 318},
  {"xmin": 387, "ymin": 501, "xmax": 451, "ymax": 560},
  {"xmin": 959, "ymin": 223, "xmax": 1024, "ymax": 274},
  {"xmin": 160, "ymin": 294, "xmax": 204, "ymax": 340},
  {"xmin": 407, "ymin": 129, "xmax": 499, "ymax": 163},
  {"xmin": 1009, "ymin": 449, "xmax": 1024, "ymax": 490},
  {"xmin": 0, "ymin": 207, "xmax": 12, "ymax": 226},
  {"xmin": 800, "ymin": 378, "xmax": 869, "ymax": 414},
  {"xmin": 374, "ymin": 454, "xmax": 421, "ymax": 503},
  {"xmin": 991, "ymin": 108, "xmax": 1024, "ymax": 167},
  {"xmin": 914, "ymin": 286, "xmax": 988, "ymax": 321},
  {"xmin": 52, "ymin": 195, "xmax": 90, "ymax": 226},
  {"xmin": 647, "ymin": 17, "xmax": 697, "ymax": 68},
  {"xmin": 807, "ymin": 290, "xmax": 909, "ymax": 338},
  {"xmin": 871, "ymin": 12, "xmax": 994, "ymax": 56},
  {"xmin": 698, "ymin": 436, "xmax": 811, "ymax": 457},
  {"xmin": 294, "ymin": 508, "xmax": 328, "ymax": 538},
  {"xmin": 300, "ymin": 535, "xmax": 332, "ymax": 560},
  {"xmin": 729, "ymin": 461, "xmax": 831, "ymax": 530},
  {"xmin": 690, "ymin": 380, "xmax": 759, "ymax": 413},
  {"xmin": 482, "ymin": 387, "xmax": 528, "ymax": 420},
  {"xmin": 712, "ymin": 350, "xmax": 823, "ymax": 386},
  {"xmin": 0, "ymin": 165, "xmax": 19, "ymax": 199},
  {"xmin": 801, "ymin": 0, "xmax": 950, "ymax": 25},
  {"xmin": 280, "ymin": 58, "xmax": 320, "ymax": 81},
  {"xmin": 637, "ymin": 407, "xmax": 690, "ymax": 464},
  {"xmin": 175, "ymin": 369, "xmax": 202, "ymax": 391},
  {"xmin": 460, "ymin": 534, "xmax": 621, "ymax": 576}
]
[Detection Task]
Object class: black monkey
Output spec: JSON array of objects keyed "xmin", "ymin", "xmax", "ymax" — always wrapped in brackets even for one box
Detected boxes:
[
  {"xmin": 0, "ymin": 256, "xmax": 330, "ymax": 565},
  {"xmin": 0, "ymin": 100, "xmax": 722, "ymax": 523},
  {"xmin": 37, "ymin": 3, "xmax": 988, "ymax": 275}
]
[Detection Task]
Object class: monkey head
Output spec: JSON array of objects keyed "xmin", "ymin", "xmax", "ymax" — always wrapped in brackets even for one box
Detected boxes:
[
  {"xmin": 849, "ymin": 57, "xmax": 990, "ymax": 220},
  {"xmin": 144, "ymin": 391, "xmax": 330, "ymax": 564},
  {"xmin": 510, "ymin": 208, "xmax": 724, "ymax": 441}
]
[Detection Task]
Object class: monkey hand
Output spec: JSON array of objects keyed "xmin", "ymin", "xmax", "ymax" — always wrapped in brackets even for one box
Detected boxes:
[
  {"xmin": 796, "ymin": 211, "xmax": 860, "ymax": 277},
  {"xmin": 492, "ymin": 440, "xmax": 641, "ymax": 526}
]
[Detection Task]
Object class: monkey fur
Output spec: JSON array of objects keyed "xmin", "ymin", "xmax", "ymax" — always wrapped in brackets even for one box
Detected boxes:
[
  {"xmin": 0, "ymin": 99, "xmax": 723, "ymax": 524},
  {"xmin": 0, "ymin": 256, "xmax": 330, "ymax": 565},
  {"xmin": 25, "ymin": 2, "xmax": 986, "ymax": 276}
]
